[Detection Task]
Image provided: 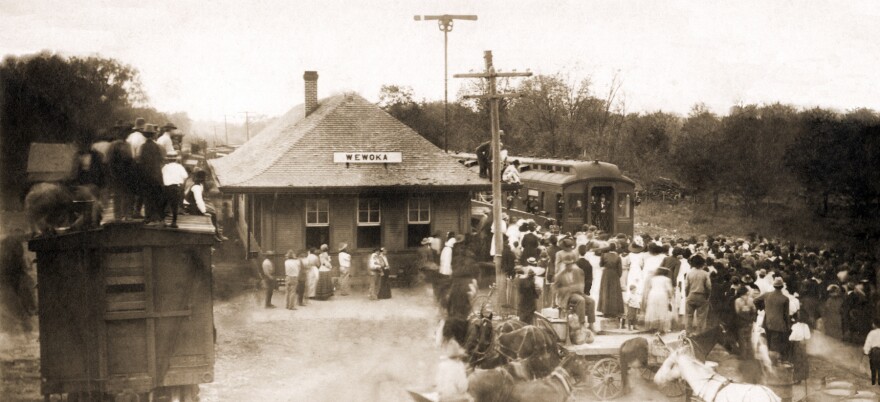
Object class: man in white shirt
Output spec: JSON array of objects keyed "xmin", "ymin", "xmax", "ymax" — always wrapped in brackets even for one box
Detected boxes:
[
  {"xmin": 157, "ymin": 123, "xmax": 177, "ymax": 155},
  {"xmin": 183, "ymin": 170, "xmax": 226, "ymax": 241},
  {"xmin": 337, "ymin": 243, "xmax": 351, "ymax": 296},
  {"xmin": 284, "ymin": 251, "xmax": 301, "ymax": 310},
  {"xmin": 161, "ymin": 151, "xmax": 188, "ymax": 228},
  {"xmin": 126, "ymin": 117, "xmax": 147, "ymax": 158},
  {"xmin": 502, "ymin": 159, "xmax": 521, "ymax": 184}
]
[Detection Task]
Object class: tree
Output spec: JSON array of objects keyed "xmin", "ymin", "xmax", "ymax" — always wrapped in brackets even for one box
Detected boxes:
[
  {"xmin": 673, "ymin": 104, "xmax": 723, "ymax": 208},
  {"xmin": 1, "ymin": 52, "xmax": 147, "ymax": 206}
]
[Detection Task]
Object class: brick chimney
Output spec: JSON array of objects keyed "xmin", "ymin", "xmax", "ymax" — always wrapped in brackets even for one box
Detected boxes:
[{"xmin": 303, "ymin": 71, "xmax": 319, "ymax": 116}]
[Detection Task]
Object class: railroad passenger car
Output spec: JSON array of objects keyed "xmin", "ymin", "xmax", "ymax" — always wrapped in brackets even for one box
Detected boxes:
[
  {"xmin": 453, "ymin": 153, "xmax": 636, "ymax": 236},
  {"xmin": 28, "ymin": 217, "xmax": 216, "ymax": 402}
]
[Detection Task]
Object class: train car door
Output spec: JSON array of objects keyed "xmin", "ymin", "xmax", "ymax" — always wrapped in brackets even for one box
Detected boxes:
[
  {"xmin": 588, "ymin": 184, "xmax": 615, "ymax": 234},
  {"xmin": 614, "ymin": 183, "xmax": 635, "ymax": 237}
]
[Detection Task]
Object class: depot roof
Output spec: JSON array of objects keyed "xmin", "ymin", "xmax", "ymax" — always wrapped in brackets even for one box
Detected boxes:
[{"xmin": 209, "ymin": 93, "xmax": 490, "ymax": 194}]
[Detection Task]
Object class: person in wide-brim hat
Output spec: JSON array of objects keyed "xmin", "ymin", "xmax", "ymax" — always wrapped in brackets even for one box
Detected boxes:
[
  {"xmin": 162, "ymin": 122, "xmax": 178, "ymax": 131},
  {"xmin": 338, "ymin": 242, "xmax": 348, "ymax": 252}
]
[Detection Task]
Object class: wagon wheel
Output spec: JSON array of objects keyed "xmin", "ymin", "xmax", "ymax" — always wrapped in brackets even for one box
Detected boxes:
[
  {"xmin": 590, "ymin": 358, "xmax": 624, "ymax": 400},
  {"xmin": 637, "ymin": 366, "xmax": 685, "ymax": 397}
]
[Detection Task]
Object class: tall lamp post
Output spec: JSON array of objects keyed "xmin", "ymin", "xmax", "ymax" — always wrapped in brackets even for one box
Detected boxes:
[{"xmin": 414, "ymin": 14, "xmax": 477, "ymax": 153}]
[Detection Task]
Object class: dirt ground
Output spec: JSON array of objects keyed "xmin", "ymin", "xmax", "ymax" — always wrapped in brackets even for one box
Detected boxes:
[{"xmin": 2, "ymin": 257, "xmax": 876, "ymax": 402}]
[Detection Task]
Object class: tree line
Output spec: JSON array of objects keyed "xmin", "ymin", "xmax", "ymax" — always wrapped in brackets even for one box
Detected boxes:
[
  {"xmin": 0, "ymin": 52, "xmax": 192, "ymax": 207},
  {"xmin": 379, "ymin": 74, "xmax": 880, "ymax": 233}
]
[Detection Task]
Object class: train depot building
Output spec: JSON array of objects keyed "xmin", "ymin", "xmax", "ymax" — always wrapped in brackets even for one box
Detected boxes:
[{"xmin": 209, "ymin": 71, "xmax": 491, "ymax": 281}]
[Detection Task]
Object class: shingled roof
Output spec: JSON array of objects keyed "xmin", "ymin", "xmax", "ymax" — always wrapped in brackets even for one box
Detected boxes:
[{"xmin": 209, "ymin": 93, "xmax": 490, "ymax": 193}]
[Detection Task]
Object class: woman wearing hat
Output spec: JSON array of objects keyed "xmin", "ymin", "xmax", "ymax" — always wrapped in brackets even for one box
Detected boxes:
[{"xmin": 820, "ymin": 284, "xmax": 844, "ymax": 339}]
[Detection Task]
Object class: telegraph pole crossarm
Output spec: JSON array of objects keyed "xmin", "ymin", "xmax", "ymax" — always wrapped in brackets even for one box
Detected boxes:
[
  {"xmin": 454, "ymin": 50, "xmax": 531, "ymax": 317},
  {"xmin": 415, "ymin": 13, "xmax": 478, "ymax": 153}
]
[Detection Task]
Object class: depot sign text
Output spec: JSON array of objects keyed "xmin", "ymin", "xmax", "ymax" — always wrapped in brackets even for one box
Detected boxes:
[{"xmin": 333, "ymin": 152, "xmax": 402, "ymax": 163}]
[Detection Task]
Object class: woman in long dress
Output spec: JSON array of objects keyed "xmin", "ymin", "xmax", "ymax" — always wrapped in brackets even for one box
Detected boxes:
[
  {"xmin": 644, "ymin": 268, "xmax": 673, "ymax": 333},
  {"xmin": 598, "ymin": 243, "xmax": 625, "ymax": 318},
  {"xmin": 305, "ymin": 252, "xmax": 320, "ymax": 299},
  {"xmin": 378, "ymin": 265, "xmax": 392, "ymax": 299}
]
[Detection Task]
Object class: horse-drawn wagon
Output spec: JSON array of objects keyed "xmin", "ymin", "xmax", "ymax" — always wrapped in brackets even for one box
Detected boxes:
[
  {"xmin": 561, "ymin": 330, "xmax": 686, "ymax": 400},
  {"xmin": 29, "ymin": 217, "xmax": 216, "ymax": 402}
]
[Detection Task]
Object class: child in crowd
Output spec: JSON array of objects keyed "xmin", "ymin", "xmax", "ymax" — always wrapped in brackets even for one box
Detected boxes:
[{"xmin": 624, "ymin": 284, "xmax": 640, "ymax": 331}]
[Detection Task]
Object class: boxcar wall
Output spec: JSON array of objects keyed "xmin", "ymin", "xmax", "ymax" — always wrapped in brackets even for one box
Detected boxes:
[
  {"xmin": 29, "ymin": 224, "xmax": 216, "ymax": 397},
  {"xmin": 234, "ymin": 191, "xmax": 472, "ymax": 283}
]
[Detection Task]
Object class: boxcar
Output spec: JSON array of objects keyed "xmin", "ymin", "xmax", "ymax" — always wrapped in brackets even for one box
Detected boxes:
[
  {"xmin": 454, "ymin": 153, "xmax": 636, "ymax": 236},
  {"xmin": 28, "ymin": 218, "xmax": 216, "ymax": 402}
]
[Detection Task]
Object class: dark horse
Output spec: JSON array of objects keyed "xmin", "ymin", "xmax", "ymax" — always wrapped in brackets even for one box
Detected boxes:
[
  {"xmin": 464, "ymin": 314, "xmax": 561, "ymax": 373},
  {"xmin": 618, "ymin": 324, "xmax": 737, "ymax": 392}
]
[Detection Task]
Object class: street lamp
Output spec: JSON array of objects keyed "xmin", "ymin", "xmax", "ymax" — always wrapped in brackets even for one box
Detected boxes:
[{"xmin": 414, "ymin": 14, "xmax": 478, "ymax": 153}]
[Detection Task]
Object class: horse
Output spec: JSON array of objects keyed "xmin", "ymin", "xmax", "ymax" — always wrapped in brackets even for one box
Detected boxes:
[
  {"xmin": 618, "ymin": 325, "xmax": 736, "ymax": 392},
  {"xmin": 681, "ymin": 324, "xmax": 738, "ymax": 362},
  {"xmin": 463, "ymin": 315, "xmax": 543, "ymax": 370},
  {"xmin": 506, "ymin": 353, "xmax": 591, "ymax": 402},
  {"xmin": 498, "ymin": 325, "xmax": 560, "ymax": 369},
  {"xmin": 654, "ymin": 349, "xmax": 781, "ymax": 402},
  {"xmin": 467, "ymin": 351, "xmax": 562, "ymax": 402}
]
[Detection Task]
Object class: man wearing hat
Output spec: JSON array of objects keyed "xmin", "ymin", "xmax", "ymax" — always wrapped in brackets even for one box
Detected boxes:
[
  {"xmin": 157, "ymin": 123, "xmax": 177, "ymax": 155},
  {"xmin": 137, "ymin": 124, "xmax": 166, "ymax": 224},
  {"xmin": 161, "ymin": 150, "xmax": 188, "ymax": 228},
  {"xmin": 685, "ymin": 254, "xmax": 712, "ymax": 334},
  {"xmin": 126, "ymin": 117, "xmax": 147, "ymax": 158},
  {"xmin": 756, "ymin": 277, "xmax": 791, "ymax": 361},
  {"xmin": 337, "ymin": 243, "xmax": 351, "ymax": 296}
]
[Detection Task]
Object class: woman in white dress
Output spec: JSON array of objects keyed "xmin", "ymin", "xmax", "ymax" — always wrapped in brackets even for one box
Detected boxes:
[{"xmin": 644, "ymin": 267, "xmax": 673, "ymax": 333}]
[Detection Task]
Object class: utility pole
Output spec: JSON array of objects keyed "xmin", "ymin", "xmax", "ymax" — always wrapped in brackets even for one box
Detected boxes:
[
  {"xmin": 224, "ymin": 114, "xmax": 229, "ymax": 145},
  {"xmin": 240, "ymin": 111, "xmax": 253, "ymax": 141},
  {"xmin": 414, "ymin": 14, "xmax": 477, "ymax": 153},
  {"xmin": 454, "ymin": 51, "xmax": 531, "ymax": 314}
]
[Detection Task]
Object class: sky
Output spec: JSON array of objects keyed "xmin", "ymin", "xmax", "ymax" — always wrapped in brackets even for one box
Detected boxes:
[{"xmin": 2, "ymin": 0, "xmax": 879, "ymax": 125}]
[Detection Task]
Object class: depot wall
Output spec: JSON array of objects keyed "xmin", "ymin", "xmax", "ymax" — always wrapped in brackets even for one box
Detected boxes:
[{"xmin": 234, "ymin": 192, "xmax": 470, "ymax": 280}]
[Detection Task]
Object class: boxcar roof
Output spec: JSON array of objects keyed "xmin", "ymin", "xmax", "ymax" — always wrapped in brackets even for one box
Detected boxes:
[{"xmin": 28, "ymin": 216, "xmax": 216, "ymax": 251}]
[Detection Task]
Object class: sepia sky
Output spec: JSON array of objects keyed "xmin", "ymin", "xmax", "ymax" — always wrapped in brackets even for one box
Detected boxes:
[{"xmin": 1, "ymin": 0, "xmax": 878, "ymax": 123}]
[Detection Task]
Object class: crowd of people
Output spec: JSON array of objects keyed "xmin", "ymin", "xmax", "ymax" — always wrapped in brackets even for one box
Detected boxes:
[
  {"xmin": 66, "ymin": 117, "xmax": 228, "ymax": 240},
  {"xmin": 435, "ymin": 216, "xmax": 880, "ymax": 382}
]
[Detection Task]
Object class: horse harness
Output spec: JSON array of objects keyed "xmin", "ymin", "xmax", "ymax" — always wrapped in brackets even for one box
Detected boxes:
[
  {"xmin": 549, "ymin": 366, "xmax": 575, "ymax": 395},
  {"xmin": 695, "ymin": 373, "xmax": 733, "ymax": 402}
]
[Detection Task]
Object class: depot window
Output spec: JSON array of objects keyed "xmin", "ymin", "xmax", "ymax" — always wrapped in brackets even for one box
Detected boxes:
[
  {"xmin": 305, "ymin": 199, "xmax": 329, "ymax": 249},
  {"xmin": 357, "ymin": 198, "xmax": 381, "ymax": 249},
  {"xmin": 407, "ymin": 197, "xmax": 431, "ymax": 248}
]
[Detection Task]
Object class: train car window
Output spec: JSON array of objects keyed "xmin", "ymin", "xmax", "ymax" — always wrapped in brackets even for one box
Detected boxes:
[
  {"xmin": 563, "ymin": 167, "xmax": 570, "ymax": 173},
  {"xmin": 407, "ymin": 198, "xmax": 431, "ymax": 248},
  {"xmin": 526, "ymin": 189, "xmax": 542, "ymax": 214},
  {"xmin": 305, "ymin": 199, "xmax": 330, "ymax": 249},
  {"xmin": 618, "ymin": 193, "xmax": 632, "ymax": 219},
  {"xmin": 566, "ymin": 194, "xmax": 583, "ymax": 219}
]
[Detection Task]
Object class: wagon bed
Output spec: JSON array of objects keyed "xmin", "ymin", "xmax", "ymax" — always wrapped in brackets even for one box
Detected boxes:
[{"xmin": 565, "ymin": 332, "xmax": 682, "ymax": 356}]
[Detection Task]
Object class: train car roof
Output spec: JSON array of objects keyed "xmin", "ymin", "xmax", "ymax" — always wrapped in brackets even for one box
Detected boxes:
[{"xmin": 450, "ymin": 152, "xmax": 635, "ymax": 185}]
